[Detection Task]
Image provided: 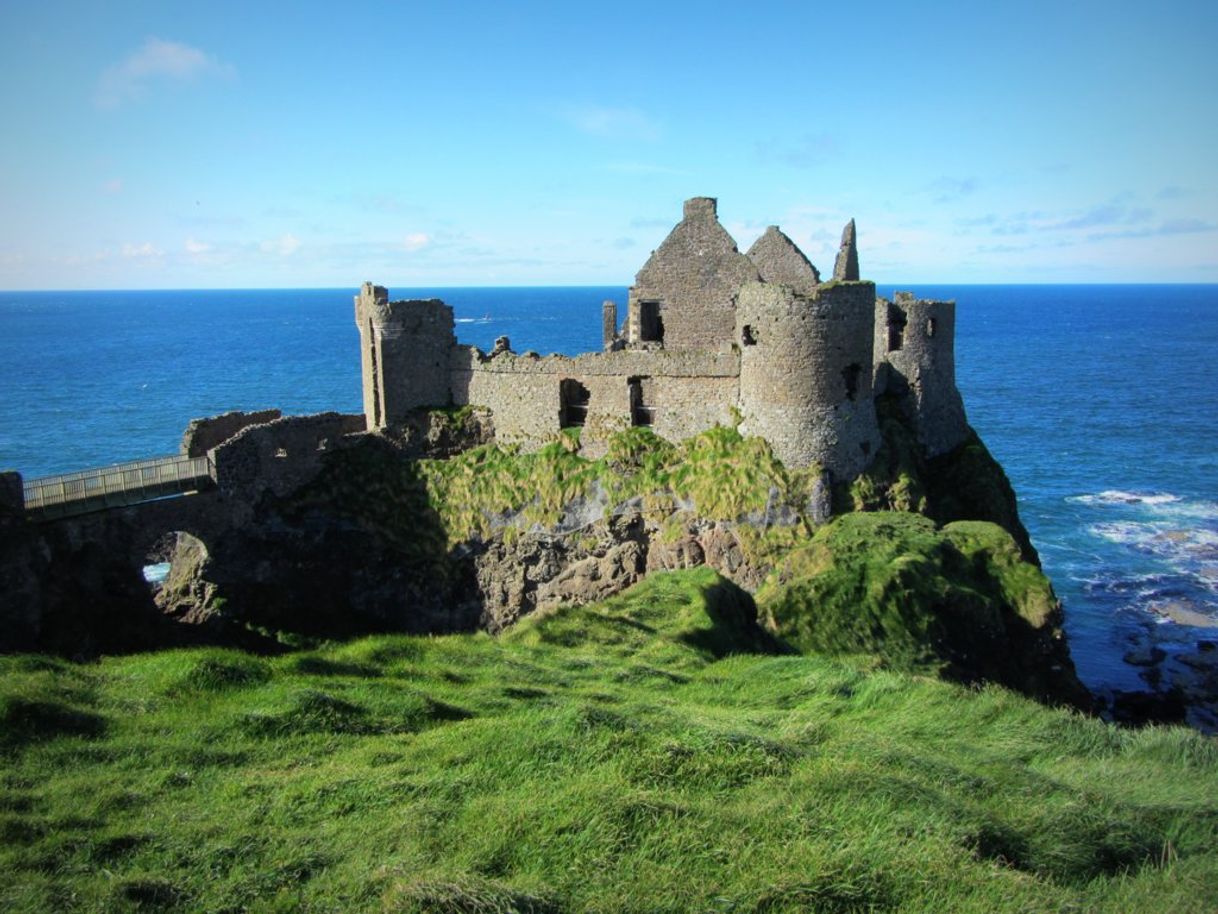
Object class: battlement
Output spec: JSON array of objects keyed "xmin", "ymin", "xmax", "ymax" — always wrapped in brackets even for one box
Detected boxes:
[{"xmin": 355, "ymin": 198, "xmax": 965, "ymax": 480}]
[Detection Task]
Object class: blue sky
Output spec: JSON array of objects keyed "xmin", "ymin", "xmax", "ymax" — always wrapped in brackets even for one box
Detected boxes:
[{"xmin": 1, "ymin": 0, "xmax": 1215, "ymax": 288}]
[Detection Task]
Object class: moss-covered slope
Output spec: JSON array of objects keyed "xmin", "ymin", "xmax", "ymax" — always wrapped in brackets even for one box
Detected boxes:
[{"xmin": 756, "ymin": 513, "xmax": 1088, "ymax": 705}]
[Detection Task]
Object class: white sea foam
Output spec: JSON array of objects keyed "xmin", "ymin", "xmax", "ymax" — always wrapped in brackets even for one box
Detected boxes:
[
  {"xmin": 142, "ymin": 561, "xmax": 170, "ymax": 584},
  {"xmin": 1153, "ymin": 499, "xmax": 1218, "ymax": 522},
  {"xmin": 1087, "ymin": 521, "xmax": 1158, "ymax": 546},
  {"xmin": 1069, "ymin": 490, "xmax": 1181, "ymax": 507}
]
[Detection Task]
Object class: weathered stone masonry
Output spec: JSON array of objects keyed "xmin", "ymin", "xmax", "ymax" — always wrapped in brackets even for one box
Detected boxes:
[{"xmin": 355, "ymin": 197, "xmax": 969, "ymax": 481}]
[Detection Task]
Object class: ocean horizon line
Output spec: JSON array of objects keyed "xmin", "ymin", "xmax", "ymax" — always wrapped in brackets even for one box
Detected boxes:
[{"xmin": 3, "ymin": 281, "xmax": 1218, "ymax": 295}]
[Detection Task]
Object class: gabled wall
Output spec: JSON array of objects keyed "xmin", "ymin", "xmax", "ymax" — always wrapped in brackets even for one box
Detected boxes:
[
  {"xmin": 628, "ymin": 198, "xmax": 760, "ymax": 351},
  {"xmin": 746, "ymin": 226, "xmax": 820, "ymax": 293}
]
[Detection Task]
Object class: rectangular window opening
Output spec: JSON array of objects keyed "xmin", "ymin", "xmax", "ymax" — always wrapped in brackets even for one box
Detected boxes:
[{"xmin": 628, "ymin": 376, "xmax": 655, "ymax": 427}]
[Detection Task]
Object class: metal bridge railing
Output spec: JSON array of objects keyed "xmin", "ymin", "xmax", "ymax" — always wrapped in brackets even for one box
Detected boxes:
[{"xmin": 22, "ymin": 454, "xmax": 215, "ymax": 521}]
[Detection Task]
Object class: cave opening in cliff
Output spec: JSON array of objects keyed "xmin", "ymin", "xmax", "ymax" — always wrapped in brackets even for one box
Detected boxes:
[{"xmin": 142, "ymin": 531, "xmax": 212, "ymax": 616}]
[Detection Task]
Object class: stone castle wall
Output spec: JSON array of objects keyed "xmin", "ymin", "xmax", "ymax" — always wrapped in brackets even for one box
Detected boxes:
[
  {"xmin": 450, "ymin": 346, "xmax": 739, "ymax": 452},
  {"xmin": 354, "ymin": 198, "xmax": 964, "ymax": 479},
  {"xmin": 180, "ymin": 409, "xmax": 283, "ymax": 458},
  {"xmin": 212, "ymin": 412, "xmax": 366, "ymax": 498},
  {"xmin": 628, "ymin": 197, "xmax": 759, "ymax": 351},
  {"xmin": 875, "ymin": 293, "xmax": 968, "ymax": 456},
  {"xmin": 737, "ymin": 281, "xmax": 881, "ymax": 476}
]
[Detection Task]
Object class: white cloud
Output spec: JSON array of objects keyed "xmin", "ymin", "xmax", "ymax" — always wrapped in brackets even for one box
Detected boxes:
[
  {"xmin": 403, "ymin": 232, "xmax": 430, "ymax": 251},
  {"xmin": 184, "ymin": 237, "xmax": 211, "ymax": 254},
  {"xmin": 96, "ymin": 38, "xmax": 234, "ymax": 109},
  {"xmin": 563, "ymin": 105, "xmax": 660, "ymax": 141},
  {"xmin": 121, "ymin": 242, "xmax": 163, "ymax": 258},
  {"xmin": 260, "ymin": 234, "xmax": 300, "ymax": 256}
]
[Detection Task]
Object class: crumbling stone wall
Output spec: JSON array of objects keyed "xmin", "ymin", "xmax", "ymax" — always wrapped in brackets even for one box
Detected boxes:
[
  {"xmin": 355, "ymin": 283, "xmax": 455, "ymax": 426},
  {"xmin": 450, "ymin": 346, "xmax": 739, "ymax": 453},
  {"xmin": 212, "ymin": 412, "xmax": 366, "ymax": 498},
  {"xmin": 747, "ymin": 226, "xmax": 820, "ymax": 293},
  {"xmin": 875, "ymin": 293, "xmax": 968, "ymax": 456},
  {"xmin": 180, "ymin": 409, "xmax": 282, "ymax": 458},
  {"xmin": 737, "ymin": 281, "xmax": 880, "ymax": 478},
  {"xmin": 628, "ymin": 197, "xmax": 760, "ymax": 351}
]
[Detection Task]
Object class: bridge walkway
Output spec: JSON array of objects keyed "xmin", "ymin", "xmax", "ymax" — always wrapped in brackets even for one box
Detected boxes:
[{"xmin": 22, "ymin": 454, "xmax": 216, "ymax": 521}]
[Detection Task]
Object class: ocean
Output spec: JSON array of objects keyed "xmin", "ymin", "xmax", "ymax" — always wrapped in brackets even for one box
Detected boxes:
[{"xmin": 1, "ymin": 284, "xmax": 1216, "ymax": 708}]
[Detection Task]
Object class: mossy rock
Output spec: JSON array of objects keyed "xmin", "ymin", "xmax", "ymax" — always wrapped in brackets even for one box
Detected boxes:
[
  {"xmin": 843, "ymin": 395, "xmax": 1038, "ymax": 564},
  {"xmin": 756, "ymin": 513, "xmax": 1084, "ymax": 704}
]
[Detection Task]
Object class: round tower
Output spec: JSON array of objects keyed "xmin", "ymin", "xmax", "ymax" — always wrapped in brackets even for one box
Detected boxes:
[
  {"xmin": 875, "ymin": 292, "xmax": 968, "ymax": 456},
  {"xmin": 736, "ymin": 280, "xmax": 880, "ymax": 479}
]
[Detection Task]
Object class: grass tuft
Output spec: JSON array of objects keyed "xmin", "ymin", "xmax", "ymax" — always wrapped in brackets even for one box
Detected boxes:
[{"xmin": 384, "ymin": 876, "xmax": 562, "ymax": 914}]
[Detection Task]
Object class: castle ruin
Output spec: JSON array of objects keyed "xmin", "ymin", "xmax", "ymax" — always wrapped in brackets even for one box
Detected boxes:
[{"xmin": 355, "ymin": 197, "xmax": 967, "ymax": 481}]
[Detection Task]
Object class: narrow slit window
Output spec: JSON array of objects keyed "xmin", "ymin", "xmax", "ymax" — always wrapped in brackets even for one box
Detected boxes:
[{"xmin": 628, "ymin": 376, "xmax": 655, "ymax": 427}]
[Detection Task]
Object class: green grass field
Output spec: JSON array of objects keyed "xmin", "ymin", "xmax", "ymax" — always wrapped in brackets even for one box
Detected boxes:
[{"xmin": 2, "ymin": 567, "xmax": 1215, "ymax": 913}]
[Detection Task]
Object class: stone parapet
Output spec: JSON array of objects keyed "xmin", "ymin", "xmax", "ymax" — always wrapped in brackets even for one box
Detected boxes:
[{"xmin": 181, "ymin": 409, "xmax": 283, "ymax": 458}]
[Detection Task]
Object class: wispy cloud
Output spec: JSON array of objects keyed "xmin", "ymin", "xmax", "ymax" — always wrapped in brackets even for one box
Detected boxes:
[
  {"xmin": 925, "ymin": 176, "xmax": 978, "ymax": 204},
  {"xmin": 403, "ymin": 232, "xmax": 430, "ymax": 252},
  {"xmin": 96, "ymin": 38, "xmax": 234, "ymax": 109},
  {"xmin": 1047, "ymin": 203, "xmax": 1150, "ymax": 231},
  {"xmin": 184, "ymin": 238, "xmax": 211, "ymax": 255},
  {"xmin": 1087, "ymin": 217, "xmax": 1216, "ymax": 241},
  {"xmin": 959, "ymin": 200, "xmax": 1160, "ymax": 238},
  {"xmin": 102, "ymin": 178, "xmax": 123, "ymax": 194},
  {"xmin": 121, "ymin": 242, "xmax": 162, "ymax": 258},
  {"xmin": 1156, "ymin": 185, "xmax": 1190, "ymax": 201},
  {"xmin": 260, "ymin": 234, "xmax": 300, "ymax": 256},
  {"xmin": 562, "ymin": 105, "xmax": 660, "ymax": 141},
  {"xmin": 755, "ymin": 133, "xmax": 838, "ymax": 169}
]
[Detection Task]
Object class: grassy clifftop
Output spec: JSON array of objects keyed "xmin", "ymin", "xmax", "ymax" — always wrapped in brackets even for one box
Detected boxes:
[
  {"xmin": 757, "ymin": 513, "xmax": 1087, "ymax": 705},
  {"xmin": 2, "ymin": 567, "xmax": 1216, "ymax": 913}
]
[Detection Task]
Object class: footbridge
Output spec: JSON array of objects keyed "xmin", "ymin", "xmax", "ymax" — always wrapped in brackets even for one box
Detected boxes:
[{"xmin": 21, "ymin": 454, "xmax": 216, "ymax": 521}]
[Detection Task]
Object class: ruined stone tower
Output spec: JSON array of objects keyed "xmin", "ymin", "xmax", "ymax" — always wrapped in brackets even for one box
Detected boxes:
[
  {"xmin": 874, "ymin": 292, "xmax": 968, "ymax": 456},
  {"xmin": 736, "ymin": 280, "xmax": 881, "ymax": 476},
  {"xmin": 354, "ymin": 282, "xmax": 455, "ymax": 426}
]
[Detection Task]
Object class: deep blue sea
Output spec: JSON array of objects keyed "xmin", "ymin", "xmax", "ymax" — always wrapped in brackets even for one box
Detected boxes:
[{"xmin": 1, "ymin": 284, "xmax": 1216, "ymax": 708}]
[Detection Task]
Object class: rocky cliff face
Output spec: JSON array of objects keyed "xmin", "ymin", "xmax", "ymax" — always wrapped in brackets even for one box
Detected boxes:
[
  {"xmin": 127, "ymin": 411, "xmax": 1086, "ymax": 707},
  {"xmin": 2, "ymin": 406, "xmax": 1089, "ymax": 709}
]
